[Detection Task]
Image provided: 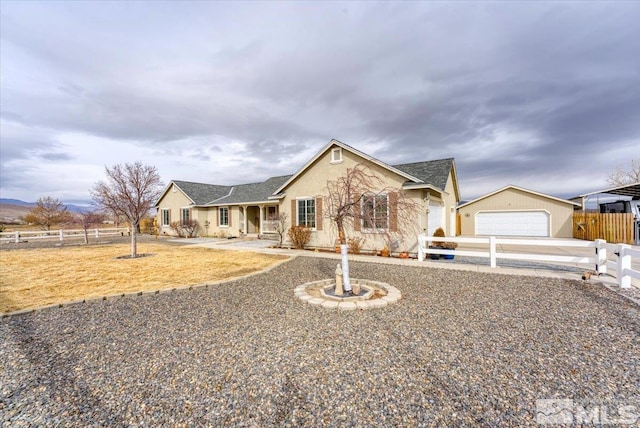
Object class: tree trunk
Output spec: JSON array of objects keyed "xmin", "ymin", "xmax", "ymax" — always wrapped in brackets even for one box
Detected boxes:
[
  {"xmin": 131, "ymin": 225, "xmax": 138, "ymax": 258},
  {"xmin": 83, "ymin": 228, "xmax": 89, "ymax": 244},
  {"xmin": 340, "ymin": 244, "xmax": 351, "ymax": 292},
  {"xmin": 336, "ymin": 218, "xmax": 351, "ymax": 292}
]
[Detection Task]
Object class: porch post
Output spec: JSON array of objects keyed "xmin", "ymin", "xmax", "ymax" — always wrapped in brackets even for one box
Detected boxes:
[
  {"xmin": 258, "ymin": 205, "xmax": 264, "ymax": 235},
  {"xmin": 241, "ymin": 205, "xmax": 247, "ymax": 235}
]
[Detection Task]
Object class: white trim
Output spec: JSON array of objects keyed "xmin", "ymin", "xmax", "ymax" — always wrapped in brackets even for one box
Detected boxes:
[
  {"xmin": 218, "ymin": 206, "xmax": 230, "ymax": 227},
  {"xmin": 180, "ymin": 207, "xmax": 192, "ymax": 224},
  {"xmin": 295, "ymin": 197, "xmax": 317, "ymax": 230},
  {"xmin": 160, "ymin": 208, "xmax": 170, "ymax": 227},
  {"xmin": 474, "ymin": 209, "xmax": 551, "ymax": 237},
  {"xmin": 155, "ymin": 181, "xmax": 196, "ymax": 207},
  {"xmin": 361, "ymin": 192, "xmax": 389, "ymax": 233},
  {"xmin": 330, "ymin": 147, "xmax": 343, "ymax": 164},
  {"xmin": 458, "ymin": 185, "xmax": 581, "ymax": 209}
]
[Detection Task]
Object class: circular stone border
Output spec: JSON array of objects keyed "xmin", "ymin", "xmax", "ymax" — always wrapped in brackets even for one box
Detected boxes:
[{"xmin": 294, "ymin": 278, "xmax": 401, "ymax": 310}]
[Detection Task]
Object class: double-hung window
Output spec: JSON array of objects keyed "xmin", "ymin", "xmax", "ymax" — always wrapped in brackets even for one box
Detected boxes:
[
  {"xmin": 362, "ymin": 193, "xmax": 389, "ymax": 231},
  {"xmin": 181, "ymin": 208, "xmax": 190, "ymax": 225},
  {"xmin": 219, "ymin": 207, "xmax": 229, "ymax": 227},
  {"xmin": 297, "ymin": 198, "xmax": 316, "ymax": 228},
  {"xmin": 161, "ymin": 209, "xmax": 170, "ymax": 226}
]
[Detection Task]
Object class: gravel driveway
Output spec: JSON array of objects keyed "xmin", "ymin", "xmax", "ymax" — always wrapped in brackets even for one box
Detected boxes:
[{"xmin": 1, "ymin": 256, "xmax": 638, "ymax": 426}]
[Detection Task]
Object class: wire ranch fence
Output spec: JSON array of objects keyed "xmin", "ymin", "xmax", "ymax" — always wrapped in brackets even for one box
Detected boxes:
[
  {"xmin": 0, "ymin": 227, "xmax": 130, "ymax": 244},
  {"xmin": 573, "ymin": 212, "xmax": 637, "ymax": 245},
  {"xmin": 417, "ymin": 235, "xmax": 639, "ymax": 289}
]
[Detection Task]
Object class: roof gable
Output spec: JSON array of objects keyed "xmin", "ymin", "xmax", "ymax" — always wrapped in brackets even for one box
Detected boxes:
[
  {"xmin": 173, "ymin": 181, "xmax": 232, "ymax": 205},
  {"xmin": 458, "ymin": 185, "xmax": 581, "ymax": 209},
  {"xmin": 273, "ymin": 139, "xmax": 424, "ymax": 195}
]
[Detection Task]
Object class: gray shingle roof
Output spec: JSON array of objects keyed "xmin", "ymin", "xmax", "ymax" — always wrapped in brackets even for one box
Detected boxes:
[
  {"xmin": 172, "ymin": 181, "xmax": 231, "ymax": 205},
  {"xmin": 170, "ymin": 157, "xmax": 453, "ymax": 206},
  {"xmin": 208, "ymin": 175, "xmax": 292, "ymax": 205},
  {"xmin": 393, "ymin": 158, "xmax": 454, "ymax": 190}
]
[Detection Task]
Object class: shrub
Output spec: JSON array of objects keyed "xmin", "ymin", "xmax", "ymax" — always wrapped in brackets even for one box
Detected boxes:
[
  {"xmin": 287, "ymin": 225, "xmax": 311, "ymax": 249},
  {"xmin": 170, "ymin": 220, "xmax": 200, "ymax": 238},
  {"xmin": 140, "ymin": 217, "xmax": 156, "ymax": 234},
  {"xmin": 347, "ymin": 236, "xmax": 364, "ymax": 254}
]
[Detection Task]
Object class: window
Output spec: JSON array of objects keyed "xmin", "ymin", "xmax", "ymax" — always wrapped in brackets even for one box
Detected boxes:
[
  {"xmin": 219, "ymin": 207, "xmax": 229, "ymax": 227},
  {"xmin": 267, "ymin": 206, "xmax": 277, "ymax": 220},
  {"xmin": 161, "ymin": 209, "xmax": 170, "ymax": 226},
  {"xmin": 331, "ymin": 147, "xmax": 342, "ymax": 163},
  {"xmin": 297, "ymin": 198, "xmax": 316, "ymax": 228},
  {"xmin": 181, "ymin": 208, "xmax": 190, "ymax": 225},
  {"xmin": 362, "ymin": 193, "xmax": 388, "ymax": 230}
]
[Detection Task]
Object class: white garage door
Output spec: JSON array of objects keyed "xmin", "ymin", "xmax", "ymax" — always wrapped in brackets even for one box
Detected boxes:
[{"xmin": 476, "ymin": 211, "xmax": 550, "ymax": 237}]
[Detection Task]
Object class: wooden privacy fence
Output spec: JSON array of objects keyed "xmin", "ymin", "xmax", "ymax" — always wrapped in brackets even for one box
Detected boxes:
[{"xmin": 573, "ymin": 212, "xmax": 635, "ymax": 244}]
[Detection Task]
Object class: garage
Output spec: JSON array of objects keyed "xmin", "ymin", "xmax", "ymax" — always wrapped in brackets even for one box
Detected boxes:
[
  {"xmin": 458, "ymin": 185, "xmax": 580, "ymax": 238},
  {"xmin": 475, "ymin": 211, "xmax": 549, "ymax": 237}
]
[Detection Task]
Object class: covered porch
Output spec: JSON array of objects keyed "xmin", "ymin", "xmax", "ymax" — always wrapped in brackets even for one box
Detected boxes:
[{"xmin": 239, "ymin": 204, "xmax": 280, "ymax": 236}]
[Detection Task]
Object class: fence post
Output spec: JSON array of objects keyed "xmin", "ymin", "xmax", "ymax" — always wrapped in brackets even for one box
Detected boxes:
[
  {"xmin": 417, "ymin": 235, "xmax": 424, "ymax": 262},
  {"xmin": 59, "ymin": 229, "xmax": 64, "ymax": 241},
  {"xmin": 617, "ymin": 244, "xmax": 631, "ymax": 289},
  {"xmin": 14, "ymin": 231, "xmax": 19, "ymax": 243},
  {"xmin": 489, "ymin": 236, "xmax": 497, "ymax": 268},
  {"xmin": 595, "ymin": 239, "xmax": 607, "ymax": 275},
  {"xmin": 95, "ymin": 228, "xmax": 99, "ymax": 238}
]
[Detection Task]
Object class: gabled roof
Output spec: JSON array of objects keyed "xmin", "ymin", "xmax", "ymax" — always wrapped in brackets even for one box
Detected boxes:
[
  {"xmin": 393, "ymin": 158, "xmax": 455, "ymax": 191},
  {"xmin": 206, "ymin": 175, "xmax": 292, "ymax": 205},
  {"xmin": 154, "ymin": 180, "xmax": 231, "ymax": 207},
  {"xmin": 272, "ymin": 139, "xmax": 424, "ymax": 195},
  {"xmin": 458, "ymin": 185, "xmax": 581, "ymax": 209}
]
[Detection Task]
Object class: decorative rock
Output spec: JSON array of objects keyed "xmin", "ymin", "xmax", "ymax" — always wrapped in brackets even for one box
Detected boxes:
[
  {"xmin": 338, "ymin": 301, "xmax": 357, "ymax": 311},
  {"xmin": 321, "ymin": 300, "xmax": 339, "ymax": 309}
]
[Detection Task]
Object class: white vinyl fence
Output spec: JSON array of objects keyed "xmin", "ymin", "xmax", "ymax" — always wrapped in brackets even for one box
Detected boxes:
[
  {"xmin": 417, "ymin": 235, "xmax": 639, "ymax": 289},
  {"xmin": 0, "ymin": 227, "xmax": 130, "ymax": 244}
]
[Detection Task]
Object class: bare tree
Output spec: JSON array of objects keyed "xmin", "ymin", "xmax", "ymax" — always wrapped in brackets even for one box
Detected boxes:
[
  {"xmin": 324, "ymin": 163, "xmax": 420, "ymax": 292},
  {"xmin": 91, "ymin": 162, "xmax": 163, "ymax": 258},
  {"xmin": 22, "ymin": 196, "xmax": 73, "ymax": 231},
  {"xmin": 608, "ymin": 159, "xmax": 640, "ymax": 186},
  {"xmin": 75, "ymin": 210, "xmax": 106, "ymax": 244},
  {"xmin": 271, "ymin": 212, "xmax": 288, "ymax": 247}
]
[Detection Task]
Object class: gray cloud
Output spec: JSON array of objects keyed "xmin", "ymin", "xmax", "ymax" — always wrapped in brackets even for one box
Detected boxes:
[{"xmin": 1, "ymin": 1, "xmax": 639, "ymax": 202}]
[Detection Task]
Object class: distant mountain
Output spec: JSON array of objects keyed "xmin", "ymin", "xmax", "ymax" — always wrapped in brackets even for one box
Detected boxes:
[
  {"xmin": 0, "ymin": 198, "xmax": 35, "ymax": 207},
  {"xmin": 0, "ymin": 198, "xmax": 92, "ymax": 223}
]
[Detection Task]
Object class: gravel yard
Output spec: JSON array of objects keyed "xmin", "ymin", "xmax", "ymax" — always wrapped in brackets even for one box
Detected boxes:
[{"xmin": 1, "ymin": 256, "xmax": 639, "ymax": 426}]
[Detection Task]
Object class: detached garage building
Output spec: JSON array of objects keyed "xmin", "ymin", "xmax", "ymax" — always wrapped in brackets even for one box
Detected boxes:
[{"xmin": 458, "ymin": 185, "xmax": 580, "ymax": 238}]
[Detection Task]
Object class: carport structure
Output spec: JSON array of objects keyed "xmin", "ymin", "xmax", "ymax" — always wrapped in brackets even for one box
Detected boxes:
[{"xmin": 571, "ymin": 182, "xmax": 640, "ymax": 245}]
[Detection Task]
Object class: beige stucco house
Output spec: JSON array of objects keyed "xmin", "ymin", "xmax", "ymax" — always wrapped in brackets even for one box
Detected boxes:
[
  {"xmin": 155, "ymin": 140, "xmax": 460, "ymax": 253},
  {"xmin": 457, "ymin": 185, "xmax": 580, "ymax": 238}
]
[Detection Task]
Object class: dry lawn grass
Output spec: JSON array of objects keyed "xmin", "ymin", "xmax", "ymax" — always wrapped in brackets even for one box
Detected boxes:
[{"xmin": 0, "ymin": 244, "xmax": 288, "ymax": 313}]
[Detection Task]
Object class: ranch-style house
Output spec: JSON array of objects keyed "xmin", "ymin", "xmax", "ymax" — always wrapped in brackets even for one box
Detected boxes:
[{"xmin": 155, "ymin": 140, "xmax": 460, "ymax": 253}]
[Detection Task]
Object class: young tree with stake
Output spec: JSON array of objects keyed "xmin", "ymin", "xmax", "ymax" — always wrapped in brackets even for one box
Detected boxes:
[
  {"xmin": 91, "ymin": 162, "xmax": 163, "ymax": 258},
  {"xmin": 324, "ymin": 163, "xmax": 420, "ymax": 293}
]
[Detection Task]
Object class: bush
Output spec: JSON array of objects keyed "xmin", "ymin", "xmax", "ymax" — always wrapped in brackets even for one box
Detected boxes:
[
  {"xmin": 140, "ymin": 217, "xmax": 156, "ymax": 234},
  {"xmin": 170, "ymin": 220, "xmax": 200, "ymax": 238},
  {"xmin": 347, "ymin": 236, "xmax": 364, "ymax": 254},
  {"xmin": 287, "ymin": 225, "xmax": 311, "ymax": 249}
]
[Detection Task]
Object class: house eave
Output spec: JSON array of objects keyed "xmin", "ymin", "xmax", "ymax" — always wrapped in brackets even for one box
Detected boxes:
[{"xmin": 402, "ymin": 183, "xmax": 448, "ymax": 196}]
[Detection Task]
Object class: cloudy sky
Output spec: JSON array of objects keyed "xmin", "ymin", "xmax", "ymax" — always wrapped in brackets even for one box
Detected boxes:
[{"xmin": 1, "ymin": 1, "xmax": 639, "ymax": 205}]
